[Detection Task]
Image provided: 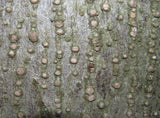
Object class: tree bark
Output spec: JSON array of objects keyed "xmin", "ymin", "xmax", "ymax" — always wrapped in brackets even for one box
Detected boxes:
[{"xmin": 0, "ymin": 0, "xmax": 160, "ymax": 118}]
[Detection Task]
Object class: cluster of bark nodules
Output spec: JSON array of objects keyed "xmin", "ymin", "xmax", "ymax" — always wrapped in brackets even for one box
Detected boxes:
[{"xmin": 0, "ymin": 0, "xmax": 160, "ymax": 118}]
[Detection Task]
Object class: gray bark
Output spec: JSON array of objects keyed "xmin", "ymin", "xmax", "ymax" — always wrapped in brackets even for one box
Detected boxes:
[{"xmin": 0, "ymin": 0, "xmax": 160, "ymax": 118}]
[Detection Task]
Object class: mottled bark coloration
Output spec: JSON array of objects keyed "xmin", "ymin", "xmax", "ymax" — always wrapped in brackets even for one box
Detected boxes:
[{"xmin": 0, "ymin": 0, "xmax": 160, "ymax": 118}]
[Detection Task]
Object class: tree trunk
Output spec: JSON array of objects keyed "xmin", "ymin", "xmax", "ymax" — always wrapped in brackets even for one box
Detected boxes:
[{"xmin": 0, "ymin": 0, "xmax": 160, "ymax": 118}]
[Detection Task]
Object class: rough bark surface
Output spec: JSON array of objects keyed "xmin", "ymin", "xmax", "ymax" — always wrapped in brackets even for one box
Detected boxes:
[{"xmin": 0, "ymin": 0, "xmax": 160, "ymax": 118}]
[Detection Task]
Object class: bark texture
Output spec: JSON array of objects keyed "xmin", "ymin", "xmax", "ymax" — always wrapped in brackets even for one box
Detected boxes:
[{"xmin": 0, "ymin": 0, "xmax": 160, "ymax": 118}]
